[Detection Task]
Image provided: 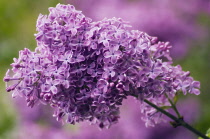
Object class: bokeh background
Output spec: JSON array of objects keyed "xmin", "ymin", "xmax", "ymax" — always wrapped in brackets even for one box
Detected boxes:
[{"xmin": 0, "ymin": 0, "xmax": 210, "ymax": 139}]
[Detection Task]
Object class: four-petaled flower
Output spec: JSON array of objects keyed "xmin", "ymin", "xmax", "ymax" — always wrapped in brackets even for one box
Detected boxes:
[
  {"xmin": 69, "ymin": 53, "xmax": 85, "ymax": 63},
  {"xmin": 42, "ymin": 78, "xmax": 60, "ymax": 94},
  {"xmin": 97, "ymin": 79, "xmax": 109, "ymax": 93},
  {"xmin": 104, "ymin": 45, "xmax": 122, "ymax": 64}
]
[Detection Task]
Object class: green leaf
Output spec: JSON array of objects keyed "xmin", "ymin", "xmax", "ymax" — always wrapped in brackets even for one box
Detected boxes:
[
  {"xmin": 198, "ymin": 128, "xmax": 210, "ymax": 139},
  {"xmin": 173, "ymin": 95, "xmax": 178, "ymax": 104},
  {"xmin": 160, "ymin": 106, "xmax": 171, "ymax": 110},
  {"xmin": 206, "ymin": 128, "xmax": 210, "ymax": 137}
]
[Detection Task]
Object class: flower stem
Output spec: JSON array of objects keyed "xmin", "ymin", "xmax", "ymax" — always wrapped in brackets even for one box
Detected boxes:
[
  {"xmin": 144, "ymin": 99, "xmax": 209, "ymax": 139},
  {"xmin": 164, "ymin": 93, "xmax": 182, "ymax": 118}
]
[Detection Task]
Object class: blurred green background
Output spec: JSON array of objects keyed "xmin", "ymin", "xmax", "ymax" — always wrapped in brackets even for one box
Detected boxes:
[
  {"xmin": 0, "ymin": 0, "xmax": 60, "ymax": 138},
  {"xmin": 0, "ymin": 0, "xmax": 210, "ymax": 138}
]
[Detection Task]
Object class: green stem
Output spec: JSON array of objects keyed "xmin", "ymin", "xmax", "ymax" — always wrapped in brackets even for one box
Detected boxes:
[
  {"xmin": 164, "ymin": 94, "xmax": 182, "ymax": 118},
  {"xmin": 144, "ymin": 99, "xmax": 209, "ymax": 139}
]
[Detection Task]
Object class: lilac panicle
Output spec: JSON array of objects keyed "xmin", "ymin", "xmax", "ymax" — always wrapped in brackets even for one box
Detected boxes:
[{"xmin": 4, "ymin": 4, "xmax": 200, "ymax": 128}]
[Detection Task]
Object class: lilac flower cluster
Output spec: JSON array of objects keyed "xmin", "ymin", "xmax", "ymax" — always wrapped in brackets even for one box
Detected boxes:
[{"xmin": 4, "ymin": 4, "xmax": 200, "ymax": 128}]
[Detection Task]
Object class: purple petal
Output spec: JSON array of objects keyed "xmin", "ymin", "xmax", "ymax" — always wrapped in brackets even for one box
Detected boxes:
[
  {"xmin": 191, "ymin": 88, "xmax": 200, "ymax": 95},
  {"xmin": 63, "ymin": 80, "xmax": 70, "ymax": 88},
  {"xmin": 103, "ymin": 40, "xmax": 109, "ymax": 47},
  {"xmin": 71, "ymin": 28, "xmax": 77, "ymax": 36},
  {"xmin": 192, "ymin": 81, "xmax": 200, "ymax": 88},
  {"xmin": 42, "ymin": 84, "xmax": 51, "ymax": 92},
  {"xmin": 111, "ymin": 56, "xmax": 117, "ymax": 64},
  {"xmin": 51, "ymin": 86, "xmax": 58, "ymax": 94},
  {"xmin": 114, "ymin": 50, "xmax": 122, "ymax": 56},
  {"xmin": 77, "ymin": 55, "xmax": 85, "ymax": 62},
  {"xmin": 104, "ymin": 51, "xmax": 111, "ymax": 58},
  {"xmin": 53, "ymin": 79, "xmax": 60, "ymax": 85}
]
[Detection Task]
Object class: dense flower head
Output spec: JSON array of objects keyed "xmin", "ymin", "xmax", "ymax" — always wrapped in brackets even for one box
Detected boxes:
[{"xmin": 4, "ymin": 4, "xmax": 200, "ymax": 128}]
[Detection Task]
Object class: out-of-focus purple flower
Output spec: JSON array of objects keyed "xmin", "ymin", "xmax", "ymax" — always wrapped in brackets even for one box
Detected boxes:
[
  {"xmin": 71, "ymin": 97, "xmax": 200, "ymax": 139},
  {"xmin": 4, "ymin": 4, "xmax": 200, "ymax": 128},
  {"xmin": 13, "ymin": 97, "xmax": 199, "ymax": 139},
  {"xmin": 15, "ymin": 97, "xmax": 62, "ymax": 127},
  {"xmin": 148, "ymin": 97, "xmax": 201, "ymax": 139},
  {"xmin": 69, "ymin": 0, "xmax": 210, "ymax": 58},
  {"xmin": 16, "ymin": 123, "xmax": 72, "ymax": 139}
]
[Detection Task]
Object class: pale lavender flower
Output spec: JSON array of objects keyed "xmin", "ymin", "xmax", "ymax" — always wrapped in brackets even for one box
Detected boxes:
[{"xmin": 42, "ymin": 78, "xmax": 60, "ymax": 94}]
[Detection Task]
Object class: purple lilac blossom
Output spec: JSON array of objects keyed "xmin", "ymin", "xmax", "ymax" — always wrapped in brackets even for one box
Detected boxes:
[
  {"xmin": 69, "ymin": 0, "xmax": 210, "ymax": 58},
  {"xmin": 75, "ymin": 97, "xmax": 199, "ymax": 139},
  {"xmin": 14, "ymin": 97, "xmax": 199, "ymax": 139},
  {"xmin": 4, "ymin": 4, "xmax": 200, "ymax": 128}
]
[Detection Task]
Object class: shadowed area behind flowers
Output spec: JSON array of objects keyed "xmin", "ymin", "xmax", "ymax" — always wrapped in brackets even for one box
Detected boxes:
[{"xmin": 13, "ymin": 97, "xmax": 200, "ymax": 139}]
